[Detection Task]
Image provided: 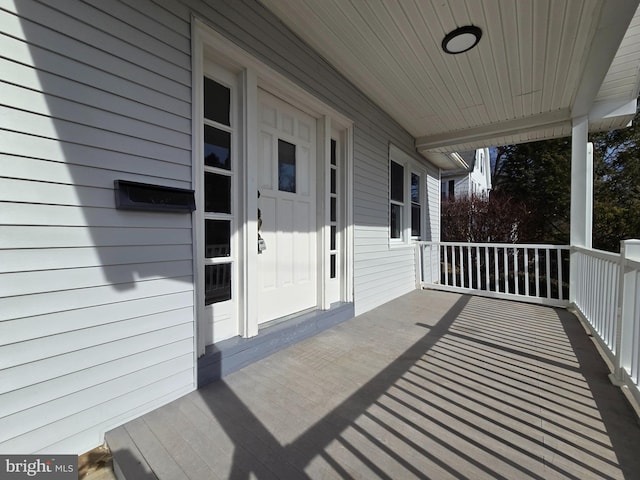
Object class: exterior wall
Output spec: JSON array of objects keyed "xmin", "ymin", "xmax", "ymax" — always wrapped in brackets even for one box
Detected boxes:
[
  {"xmin": 425, "ymin": 163, "xmax": 441, "ymax": 243},
  {"xmin": 469, "ymin": 148, "xmax": 491, "ymax": 195},
  {"xmin": 441, "ymin": 175, "xmax": 470, "ymax": 199},
  {"xmin": 0, "ymin": 0, "xmax": 440, "ymax": 453},
  {"xmin": 441, "ymin": 148, "xmax": 491, "ymax": 199},
  {"xmin": 0, "ymin": 0, "xmax": 196, "ymax": 454}
]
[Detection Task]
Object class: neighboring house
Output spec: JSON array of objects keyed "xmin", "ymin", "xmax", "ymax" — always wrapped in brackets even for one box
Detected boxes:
[
  {"xmin": 441, "ymin": 148, "xmax": 492, "ymax": 200},
  {"xmin": 1, "ymin": 0, "xmax": 639, "ymax": 456}
]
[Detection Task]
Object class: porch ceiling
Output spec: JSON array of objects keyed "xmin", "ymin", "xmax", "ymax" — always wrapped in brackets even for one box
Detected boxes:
[{"xmin": 260, "ymin": 0, "xmax": 640, "ymax": 166}]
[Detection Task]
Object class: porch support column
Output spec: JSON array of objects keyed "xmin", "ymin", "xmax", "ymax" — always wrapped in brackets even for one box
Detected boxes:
[
  {"xmin": 569, "ymin": 115, "xmax": 593, "ymax": 304},
  {"xmin": 570, "ymin": 115, "xmax": 593, "ymax": 249}
]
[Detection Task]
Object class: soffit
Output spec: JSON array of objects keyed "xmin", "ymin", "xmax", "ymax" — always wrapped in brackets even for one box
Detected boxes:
[{"xmin": 260, "ymin": 0, "xmax": 640, "ymax": 162}]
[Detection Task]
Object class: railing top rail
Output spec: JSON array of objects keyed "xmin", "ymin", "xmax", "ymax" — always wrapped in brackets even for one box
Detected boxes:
[
  {"xmin": 571, "ymin": 245, "xmax": 620, "ymax": 262},
  {"xmin": 417, "ymin": 241, "xmax": 570, "ymax": 250},
  {"xmin": 625, "ymin": 257, "xmax": 640, "ymax": 270}
]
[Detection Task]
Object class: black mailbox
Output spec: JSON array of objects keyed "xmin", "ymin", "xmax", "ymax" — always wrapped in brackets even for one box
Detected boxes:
[{"xmin": 114, "ymin": 180, "xmax": 196, "ymax": 213}]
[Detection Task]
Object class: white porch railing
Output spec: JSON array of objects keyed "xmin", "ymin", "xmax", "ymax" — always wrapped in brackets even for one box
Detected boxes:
[
  {"xmin": 572, "ymin": 241, "xmax": 640, "ymax": 409},
  {"xmin": 571, "ymin": 246, "xmax": 620, "ymax": 360},
  {"xmin": 417, "ymin": 242, "xmax": 571, "ymax": 307},
  {"xmin": 416, "ymin": 239, "xmax": 640, "ymax": 411}
]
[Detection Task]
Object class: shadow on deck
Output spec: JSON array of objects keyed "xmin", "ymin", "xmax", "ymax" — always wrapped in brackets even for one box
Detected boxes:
[{"xmin": 107, "ymin": 290, "xmax": 640, "ymax": 479}]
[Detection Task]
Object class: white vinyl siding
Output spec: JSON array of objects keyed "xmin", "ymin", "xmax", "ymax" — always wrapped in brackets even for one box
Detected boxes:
[
  {"xmin": 425, "ymin": 163, "xmax": 440, "ymax": 242},
  {"xmin": 0, "ymin": 0, "xmax": 441, "ymax": 454},
  {"xmin": 0, "ymin": 0, "xmax": 194, "ymax": 454}
]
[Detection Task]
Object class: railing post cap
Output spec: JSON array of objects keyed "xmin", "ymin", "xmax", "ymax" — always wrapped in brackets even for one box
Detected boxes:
[{"xmin": 621, "ymin": 239, "xmax": 640, "ymax": 262}]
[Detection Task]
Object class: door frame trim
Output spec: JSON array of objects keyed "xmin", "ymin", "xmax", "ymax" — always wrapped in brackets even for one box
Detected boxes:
[{"xmin": 192, "ymin": 17, "xmax": 354, "ymax": 357}]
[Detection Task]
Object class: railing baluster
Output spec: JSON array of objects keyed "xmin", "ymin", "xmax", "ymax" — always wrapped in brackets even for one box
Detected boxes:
[
  {"xmin": 476, "ymin": 246, "xmax": 481, "ymax": 290},
  {"xmin": 503, "ymin": 247, "xmax": 508, "ymax": 293},
  {"xmin": 513, "ymin": 248, "xmax": 520, "ymax": 295},
  {"xmin": 485, "ymin": 246, "xmax": 490, "ymax": 291},
  {"xmin": 596, "ymin": 257, "xmax": 601, "ymax": 331},
  {"xmin": 459, "ymin": 245, "xmax": 464, "ymax": 288},
  {"xmin": 534, "ymin": 248, "xmax": 540, "ymax": 297},
  {"xmin": 467, "ymin": 246, "xmax": 473, "ymax": 289},
  {"xmin": 629, "ymin": 270, "xmax": 640, "ymax": 385},
  {"xmin": 587, "ymin": 257, "xmax": 602, "ymax": 332},
  {"xmin": 598, "ymin": 259, "xmax": 606, "ymax": 342},
  {"xmin": 557, "ymin": 248, "xmax": 563, "ymax": 300},
  {"xmin": 605, "ymin": 260, "xmax": 613, "ymax": 346},
  {"xmin": 524, "ymin": 248, "xmax": 530, "ymax": 296},
  {"xmin": 452, "ymin": 245, "xmax": 457, "ymax": 287},
  {"xmin": 444, "ymin": 245, "xmax": 449, "ymax": 286},
  {"xmin": 494, "ymin": 246, "xmax": 499, "ymax": 292},
  {"xmin": 545, "ymin": 248, "xmax": 551, "ymax": 298}
]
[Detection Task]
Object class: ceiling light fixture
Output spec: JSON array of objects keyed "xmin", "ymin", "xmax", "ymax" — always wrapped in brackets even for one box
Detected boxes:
[{"xmin": 441, "ymin": 25, "xmax": 482, "ymax": 54}]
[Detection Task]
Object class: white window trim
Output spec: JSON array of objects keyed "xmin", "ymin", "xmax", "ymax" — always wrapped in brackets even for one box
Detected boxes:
[{"xmin": 389, "ymin": 144, "xmax": 427, "ymax": 247}]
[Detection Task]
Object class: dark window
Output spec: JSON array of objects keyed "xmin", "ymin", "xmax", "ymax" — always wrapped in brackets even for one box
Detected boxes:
[
  {"xmin": 411, "ymin": 173, "xmax": 421, "ymax": 237},
  {"xmin": 411, "ymin": 173, "xmax": 419, "ymax": 203},
  {"xmin": 390, "ymin": 204, "xmax": 402, "ymax": 239},
  {"xmin": 204, "ymin": 126, "xmax": 231, "ymax": 170},
  {"xmin": 205, "ymin": 220, "xmax": 230, "ymax": 258},
  {"xmin": 391, "ymin": 161, "xmax": 404, "ymax": 202},
  {"xmin": 204, "ymin": 77, "xmax": 230, "ymax": 125},
  {"xmin": 448, "ymin": 180, "xmax": 455, "ymax": 200},
  {"xmin": 204, "ymin": 172, "xmax": 231, "ymax": 213},
  {"xmin": 278, "ymin": 139, "xmax": 296, "ymax": 192},
  {"xmin": 330, "ymin": 139, "xmax": 337, "ymax": 166},
  {"xmin": 205, "ymin": 263, "xmax": 231, "ymax": 305},
  {"xmin": 411, "ymin": 204, "xmax": 421, "ymax": 237},
  {"xmin": 330, "ymin": 225, "xmax": 337, "ymax": 250}
]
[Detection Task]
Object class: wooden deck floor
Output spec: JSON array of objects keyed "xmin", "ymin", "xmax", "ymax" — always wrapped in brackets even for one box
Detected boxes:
[{"xmin": 107, "ymin": 290, "xmax": 640, "ymax": 479}]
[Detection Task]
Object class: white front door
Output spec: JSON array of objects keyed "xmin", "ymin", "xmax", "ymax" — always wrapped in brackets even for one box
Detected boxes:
[{"xmin": 257, "ymin": 90, "xmax": 317, "ymax": 323}]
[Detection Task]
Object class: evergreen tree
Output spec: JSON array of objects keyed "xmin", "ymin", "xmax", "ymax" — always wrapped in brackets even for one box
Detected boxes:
[
  {"xmin": 591, "ymin": 118, "xmax": 640, "ymax": 251},
  {"xmin": 493, "ymin": 138, "xmax": 571, "ymax": 244},
  {"xmin": 491, "ymin": 106, "xmax": 640, "ymax": 252}
]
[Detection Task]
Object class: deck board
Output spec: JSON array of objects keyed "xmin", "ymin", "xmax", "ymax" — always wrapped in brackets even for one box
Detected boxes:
[{"xmin": 108, "ymin": 290, "xmax": 640, "ymax": 479}]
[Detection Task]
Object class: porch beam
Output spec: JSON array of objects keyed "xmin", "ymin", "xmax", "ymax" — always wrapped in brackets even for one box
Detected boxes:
[
  {"xmin": 589, "ymin": 97, "xmax": 637, "ymax": 123},
  {"xmin": 415, "ymin": 109, "xmax": 571, "ymax": 152}
]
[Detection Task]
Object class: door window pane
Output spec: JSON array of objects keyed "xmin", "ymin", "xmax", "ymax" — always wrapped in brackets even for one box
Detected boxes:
[
  {"xmin": 204, "ymin": 126, "xmax": 231, "ymax": 170},
  {"xmin": 330, "ymin": 197, "xmax": 337, "ymax": 222},
  {"xmin": 330, "ymin": 254, "xmax": 336, "ymax": 279},
  {"xmin": 205, "ymin": 172, "xmax": 231, "ymax": 213},
  {"xmin": 390, "ymin": 204, "xmax": 402, "ymax": 239},
  {"xmin": 204, "ymin": 77, "xmax": 230, "ymax": 125},
  {"xmin": 330, "ymin": 168, "xmax": 337, "ymax": 194},
  {"xmin": 205, "ymin": 220, "xmax": 230, "ymax": 257},
  {"xmin": 205, "ymin": 263, "xmax": 231, "ymax": 304},
  {"xmin": 391, "ymin": 161, "xmax": 404, "ymax": 202},
  {"xmin": 278, "ymin": 139, "xmax": 296, "ymax": 192},
  {"xmin": 331, "ymin": 139, "xmax": 337, "ymax": 166}
]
